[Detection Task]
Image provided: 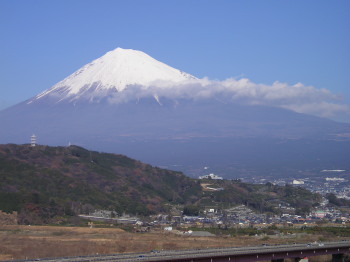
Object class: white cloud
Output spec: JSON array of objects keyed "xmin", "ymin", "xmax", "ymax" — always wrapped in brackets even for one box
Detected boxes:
[{"xmin": 106, "ymin": 77, "xmax": 350, "ymax": 122}]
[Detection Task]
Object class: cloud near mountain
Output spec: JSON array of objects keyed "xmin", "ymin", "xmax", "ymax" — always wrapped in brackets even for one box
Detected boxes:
[
  {"xmin": 23, "ymin": 47, "xmax": 348, "ymax": 123},
  {"xmin": 106, "ymin": 77, "xmax": 349, "ymax": 122}
]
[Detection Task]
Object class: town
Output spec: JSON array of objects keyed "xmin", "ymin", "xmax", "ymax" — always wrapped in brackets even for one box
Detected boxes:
[{"xmin": 80, "ymin": 171, "xmax": 350, "ymax": 235}]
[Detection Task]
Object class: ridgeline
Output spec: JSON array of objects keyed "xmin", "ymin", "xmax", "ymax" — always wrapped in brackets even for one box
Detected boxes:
[
  {"xmin": 0, "ymin": 144, "xmax": 332, "ymax": 225},
  {"xmin": 0, "ymin": 144, "xmax": 201, "ymax": 223}
]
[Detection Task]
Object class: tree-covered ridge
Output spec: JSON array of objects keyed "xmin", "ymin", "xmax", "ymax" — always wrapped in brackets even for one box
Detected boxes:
[
  {"xmin": 198, "ymin": 180, "xmax": 322, "ymax": 215},
  {"xmin": 0, "ymin": 144, "xmax": 201, "ymax": 223},
  {"xmin": 1, "ymin": 144, "xmax": 345, "ymax": 226}
]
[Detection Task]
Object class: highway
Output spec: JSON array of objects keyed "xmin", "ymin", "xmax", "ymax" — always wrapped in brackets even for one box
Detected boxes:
[{"xmin": 7, "ymin": 241, "xmax": 350, "ymax": 262}]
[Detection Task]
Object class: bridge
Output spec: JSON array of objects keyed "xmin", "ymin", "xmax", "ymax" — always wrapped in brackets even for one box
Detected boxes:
[{"xmin": 11, "ymin": 241, "xmax": 350, "ymax": 262}]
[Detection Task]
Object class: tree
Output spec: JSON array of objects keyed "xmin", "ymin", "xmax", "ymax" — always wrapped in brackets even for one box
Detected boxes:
[{"xmin": 183, "ymin": 205, "xmax": 200, "ymax": 216}]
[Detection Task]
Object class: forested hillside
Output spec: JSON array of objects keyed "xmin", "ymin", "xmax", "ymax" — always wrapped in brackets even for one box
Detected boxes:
[
  {"xmin": 0, "ymin": 144, "xmax": 332, "ymax": 225},
  {"xmin": 0, "ymin": 144, "xmax": 201, "ymax": 223}
]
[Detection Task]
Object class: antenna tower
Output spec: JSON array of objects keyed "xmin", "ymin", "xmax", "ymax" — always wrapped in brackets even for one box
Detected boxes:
[{"xmin": 31, "ymin": 134, "xmax": 37, "ymax": 147}]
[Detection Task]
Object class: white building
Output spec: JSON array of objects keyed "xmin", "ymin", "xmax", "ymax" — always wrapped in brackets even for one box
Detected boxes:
[
  {"xmin": 199, "ymin": 173, "xmax": 223, "ymax": 180},
  {"xmin": 292, "ymin": 179, "xmax": 304, "ymax": 185},
  {"xmin": 326, "ymin": 177, "xmax": 345, "ymax": 181}
]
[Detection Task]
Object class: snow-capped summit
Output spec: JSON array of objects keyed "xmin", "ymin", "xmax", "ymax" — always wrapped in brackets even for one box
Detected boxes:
[{"xmin": 29, "ymin": 47, "xmax": 196, "ymax": 104}]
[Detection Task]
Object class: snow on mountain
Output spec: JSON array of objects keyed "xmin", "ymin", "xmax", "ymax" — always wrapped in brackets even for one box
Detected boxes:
[{"xmin": 28, "ymin": 47, "xmax": 196, "ymax": 104}]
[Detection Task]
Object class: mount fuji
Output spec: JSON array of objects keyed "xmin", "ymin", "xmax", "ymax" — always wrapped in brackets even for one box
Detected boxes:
[
  {"xmin": 28, "ymin": 47, "xmax": 196, "ymax": 105},
  {"xmin": 1, "ymin": 47, "xmax": 349, "ymax": 178}
]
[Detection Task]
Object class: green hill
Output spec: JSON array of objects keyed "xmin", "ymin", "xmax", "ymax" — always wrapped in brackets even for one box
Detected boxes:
[
  {"xmin": 0, "ymin": 144, "xmax": 332, "ymax": 225},
  {"xmin": 0, "ymin": 144, "xmax": 201, "ymax": 223}
]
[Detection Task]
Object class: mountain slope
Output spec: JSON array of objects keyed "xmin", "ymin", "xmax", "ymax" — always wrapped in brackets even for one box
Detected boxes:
[
  {"xmin": 0, "ymin": 144, "xmax": 202, "ymax": 223},
  {"xmin": 0, "ymin": 144, "xmax": 329, "ymax": 225},
  {"xmin": 28, "ymin": 47, "xmax": 196, "ymax": 104}
]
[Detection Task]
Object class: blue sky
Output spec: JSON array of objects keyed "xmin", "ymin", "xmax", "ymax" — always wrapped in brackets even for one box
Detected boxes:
[{"xmin": 1, "ymin": 0, "xmax": 349, "ymax": 121}]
